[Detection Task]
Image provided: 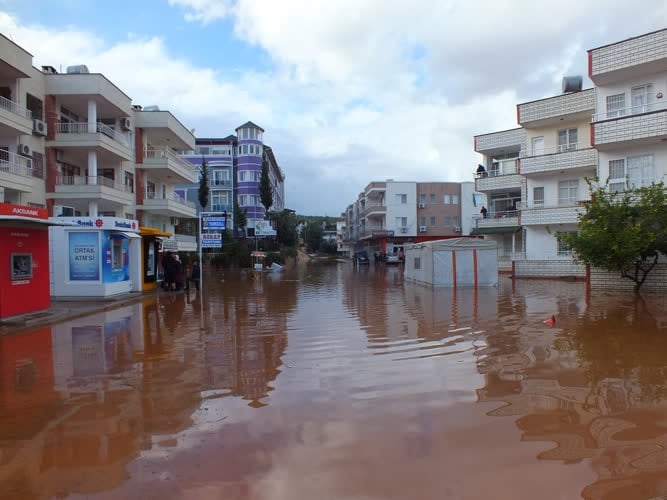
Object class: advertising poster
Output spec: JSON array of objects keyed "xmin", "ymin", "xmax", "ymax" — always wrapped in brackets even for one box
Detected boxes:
[
  {"xmin": 102, "ymin": 234, "xmax": 130, "ymax": 283},
  {"xmin": 69, "ymin": 232, "xmax": 100, "ymax": 281}
]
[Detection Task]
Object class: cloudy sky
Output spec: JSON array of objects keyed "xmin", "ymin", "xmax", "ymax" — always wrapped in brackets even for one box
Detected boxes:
[{"xmin": 1, "ymin": 1, "xmax": 666, "ymax": 216}]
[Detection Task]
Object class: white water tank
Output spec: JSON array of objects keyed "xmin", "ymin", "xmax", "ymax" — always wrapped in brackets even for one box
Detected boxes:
[{"xmin": 66, "ymin": 65, "xmax": 90, "ymax": 74}]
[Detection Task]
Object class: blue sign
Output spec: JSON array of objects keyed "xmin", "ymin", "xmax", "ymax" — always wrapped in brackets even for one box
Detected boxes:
[
  {"xmin": 69, "ymin": 231, "xmax": 99, "ymax": 281},
  {"xmin": 202, "ymin": 216, "xmax": 226, "ymax": 230}
]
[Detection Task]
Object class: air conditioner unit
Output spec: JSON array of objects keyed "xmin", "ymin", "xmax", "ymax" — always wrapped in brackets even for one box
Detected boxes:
[
  {"xmin": 400, "ymin": 226, "xmax": 407, "ymax": 233},
  {"xmin": 170, "ymin": 217, "xmax": 179, "ymax": 226},
  {"xmin": 17, "ymin": 144, "xmax": 32, "ymax": 157},
  {"xmin": 54, "ymin": 205, "xmax": 75, "ymax": 217},
  {"xmin": 120, "ymin": 117, "xmax": 132, "ymax": 131},
  {"xmin": 418, "ymin": 202, "xmax": 426, "ymax": 209},
  {"xmin": 454, "ymin": 226, "xmax": 461, "ymax": 232},
  {"xmin": 32, "ymin": 119, "xmax": 47, "ymax": 136},
  {"xmin": 419, "ymin": 226, "xmax": 427, "ymax": 232}
]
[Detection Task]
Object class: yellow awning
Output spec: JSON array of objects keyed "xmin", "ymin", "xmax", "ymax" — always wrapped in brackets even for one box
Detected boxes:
[{"xmin": 139, "ymin": 226, "xmax": 173, "ymax": 238}]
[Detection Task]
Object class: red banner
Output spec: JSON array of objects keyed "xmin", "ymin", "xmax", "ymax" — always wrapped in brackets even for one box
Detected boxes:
[{"xmin": 0, "ymin": 202, "xmax": 48, "ymax": 219}]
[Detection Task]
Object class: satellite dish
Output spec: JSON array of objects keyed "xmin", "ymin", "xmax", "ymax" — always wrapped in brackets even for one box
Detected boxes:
[{"xmin": 562, "ymin": 75, "xmax": 583, "ymax": 94}]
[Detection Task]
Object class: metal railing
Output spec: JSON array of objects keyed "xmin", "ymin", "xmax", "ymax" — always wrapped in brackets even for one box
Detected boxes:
[
  {"xmin": 56, "ymin": 121, "xmax": 130, "ymax": 148},
  {"xmin": 55, "ymin": 175, "xmax": 133, "ymax": 193},
  {"xmin": 144, "ymin": 147, "xmax": 196, "ymax": 172},
  {"xmin": 474, "ymin": 158, "xmax": 519, "ymax": 178},
  {"xmin": 0, "ymin": 150, "xmax": 34, "ymax": 177},
  {"xmin": 144, "ymin": 191, "xmax": 196, "ymax": 208},
  {"xmin": 209, "ymin": 179, "xmax": 232, "ymax": 187},
  {"xmin": 0, "ymin": 96, "xmax": 32, "ymax": 119},
  {"xmin": 211, "ymin": 203, "xmax": 231, "ymax": 212},
  {"xmin": 593, "ymin": 100, "xmax": 667, "ymax": 122},
  {"xmin": 521, "ymin": 143, "xmax": 582, "ymax": 157}
]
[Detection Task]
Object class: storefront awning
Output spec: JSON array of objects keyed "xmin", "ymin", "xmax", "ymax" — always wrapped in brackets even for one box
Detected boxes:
[
  {"xmin": 140, "ymin": 226, "xmax": 173, "ymax": 238},
  {"xmin": 0, "ymin": 216, "xmax": 73, "ymax": 227},
  {"xmin": 470, "ymin": 226, "xmax": 522, "ymax": 235},
  {"xmin": 111, "ymin": 231, "xmax": 141, "ymax": 239}
]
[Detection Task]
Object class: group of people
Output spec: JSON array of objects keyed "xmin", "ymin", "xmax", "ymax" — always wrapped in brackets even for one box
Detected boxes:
[{"xmin": 161, "ymin": 252, "xmax": 200, "ymax": 291}]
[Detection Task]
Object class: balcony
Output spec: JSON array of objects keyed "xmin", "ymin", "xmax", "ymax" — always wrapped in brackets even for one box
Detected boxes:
[
  {"xmin": 359, "ymin": 225, "xmax": 394, "ymax": 239},
  {"xmin": 520, "ymin": 203, "xmax": 585, "ymax": 226},
  {"xmin": 474, "ymin": 128, "xmax": 524, "ymax": 155},
  {"xmin": 51, "ymin": 175, "xmax": 134, "ymax": 207},
  {"xmin": 209, "ymin": 179, "xmax": 233, "ymax": 188},
  {"xmin": 364, "ymin": 181, "xmax": 386, "ymax": 196},
  {"xmin": 520, "ymin": 146, "xmax": 598, "ymax": 176},
  {"xmin": 592, "ymin": 102, "xmax": 667, "ymax": 148},
  {"xmin": 363, "ymin": 203, "xmax": 386, "ymax": 218},
  {"xmin": 142, "ymin": 147, "xmax": 197, "ymax": 183},
  {"xmin": 0, "ymin": 151, "xmax": 37, "ymax": 192},
  {"xmin": 0, "ymin": 96, "xmax": 32, "ymax": 135},
  {"xmin": 50, "ymin": 122, "xmax": 132, "ymax": 160},
  {"xmin": 518, "ymin": 90, "xmax": 594, "ymax": 126},
  {"xmin": 138, "ymin": 191, "xmax": 197, "ymax": 218},
  {"xmin": 589, "ymin": 29, "xmax": 667, "ymax": 85},
  {"xmin": 475, "ymin": 159, "xmax": 523, "ymax": 191},
  {"xmin": 134, "ymin": 110, "xmax": 195, "ymax": 151}
]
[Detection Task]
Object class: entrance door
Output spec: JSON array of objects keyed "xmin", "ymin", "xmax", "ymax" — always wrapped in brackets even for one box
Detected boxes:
[{"xmin": 531, "ymin": 136, "xmax": 544, "ymax": 156}]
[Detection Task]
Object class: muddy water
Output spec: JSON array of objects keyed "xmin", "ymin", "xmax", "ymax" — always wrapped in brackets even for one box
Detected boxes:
[{"xmin": 3, "ymin": 263, "xmax": 667, "ymax": 499}]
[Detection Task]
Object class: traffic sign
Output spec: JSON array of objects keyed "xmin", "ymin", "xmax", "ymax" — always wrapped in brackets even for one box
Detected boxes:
[
  {"xmin": 201, "ymin": 232, "xmax": 222, "ymax": 248},
  {"xmin": 202, "ymin": 216, "xmax": 226, "ymax": 230}
]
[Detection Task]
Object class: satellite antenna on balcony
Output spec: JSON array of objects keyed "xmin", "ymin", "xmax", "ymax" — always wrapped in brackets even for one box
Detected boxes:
[{"xmin": 562, "ymin": 75, "xmax": 583, "ymax": 94}]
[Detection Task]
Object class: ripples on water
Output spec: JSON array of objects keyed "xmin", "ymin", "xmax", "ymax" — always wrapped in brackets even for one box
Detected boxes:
[{"xmin": 3, "ymin": 262, "xmax": 667, "ymax": 499}]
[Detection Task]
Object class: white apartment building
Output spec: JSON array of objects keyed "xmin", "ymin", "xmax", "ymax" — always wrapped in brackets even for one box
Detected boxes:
[
  {"xmin": 590, "ymin": 29, "xmax": 667, "ymax": 200},
  {"xmin": 474, "ymin": 28, "xmax": 667, "ymax": 282},
  {"xmin": 0, "ymin": 34, "xmax": 196, "ymax": 252}
]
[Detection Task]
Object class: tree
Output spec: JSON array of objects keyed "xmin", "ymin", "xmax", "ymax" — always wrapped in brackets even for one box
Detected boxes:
[
  {"xmin": 559, "ymin": 181, "xmax": 667, "ymax": 292},
  {"xmin": 233, "ymin": 198, "xmax": 247, "ymax": 236},
  {"xmin": 269, "ymin": 209, "xmax": 298, "ymax": 247},
  {"xmin": 198, "ymin": 157, "xmax": 209, "ymax": 210},
  {"xmin": 259, "ymin": 154, "xmax": 273, "ymax": 216},
  {"xmin": 304, "ymin": 220, "xmax": 324, "ymax": 252}
]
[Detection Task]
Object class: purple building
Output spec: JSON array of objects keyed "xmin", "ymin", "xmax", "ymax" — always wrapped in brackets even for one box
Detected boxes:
[{"xmin": 178, "ymin": 121, "xmax": 285, "ymax": 237}]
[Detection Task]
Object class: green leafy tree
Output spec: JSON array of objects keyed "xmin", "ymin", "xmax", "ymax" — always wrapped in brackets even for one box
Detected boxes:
[
  {"xmin": 233, "ymin": 197, "xmax": 247, "ymax": 235},
  {"xmin": 259, "ymin": 154, "xmax": 273, "ymax": 216},
  {"xmin": 198, "ymin": 157, "xmax": 209, "ymax": 210},
  {"xmin": 559, "ymin": 180, "xmax": 667, "ymax": 292},
  {"xmin": 269, "ymin": 209, "xmax": 298, "ymax": 247},
  {"xmin": 304, "ymin": 220, "xmax": 324, "ymax": 252}
]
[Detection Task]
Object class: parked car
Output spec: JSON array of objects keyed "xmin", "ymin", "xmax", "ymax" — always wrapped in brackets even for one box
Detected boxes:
[
  {"xmin": 385, "ymin": 253, "xmax": 400, "ymax": 264},
  {"xmin": 354, "ymin": 250, "xmax": 370, "ymax": 266}
]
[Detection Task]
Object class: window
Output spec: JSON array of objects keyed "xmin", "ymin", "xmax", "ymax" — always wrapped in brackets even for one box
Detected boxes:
[
  {"xmin": 124, "ymin": 172, "xmax": 134, "ymax": 193},
  {"xmin": 631, "ymin": 84, "xmax": 653, "ymax": 114},
  {"xmin": 430, "ymin": 216, "xmax": 436, "ymax": 226},
  {"xmin": 558, "ymin": 180, "xmax": 578, "ymax": 205},
  {"xmin": 420, "ymin": 216, "xmax": 426, "ymax": 226},
  {"xmin": 453, "ymin": 216, "xmax": 460, "ymax": 226},
  {"xmin": 196, "ymin": 146, "xmax": 210, "ymax": 155},
  {"xmin": 429, "ymin": 194, "xmax": 436, "ymax": 204},
  {"xmin": 212, "ymin": 192, "xmax": 230, "ymax": 211},
  {"xmin": 452, "ymin": 194, "xmax": 459, "ymax": 205},
  {"xmin": 238, "ymin": 170, "xmax": 247, "ymax": 182},
  {"xmin": 419, "ymin": 193, "xmax": 426, "ymax": 204},
  {"xmin": 557, "ymin": 232, "xmax": 576, "ymax": 256},
  {"xmin": 395, "ymin": 217, "xmax": 407, "ymax": 228},
  {"xmin": 627, "ymin": 154, "xmax": 654, "ymax": 188},
  {"xmin": 606, "ymin": 93, "xmax": 626, "ymax": 119},
  {"xmin": 443, "ymin": 194, "xmax": 450, "ymax": 204},
  {"xmin": 239, "ymin": 194, "xmax": 248, "ymax": 206},
  {"xmin": 253, "ymin": 171, "xmax": 261, "ymax": 182},
  {"xmin": 558, "ymin": 128, "xmax": 578, "ymax": 152},
  {"xmin": 212, "ymin": 169, "xmax": 230, "ymax": 186},
  {"xmin": 395, "ymin": 194, "xmax": 407, "ymax": 204},
  {"xmin": 414, "ymin": 257, "xmax": 421, "ymax": 270},
  {"xmin": 533, "ymin": 187, "xmax": 544, "ymax": 206},
  {"xmin": 26, "ymin": 94, "xmax": 43, "ymax": 121},
  {"xmin": 146, "ymin": 181, "xmax": 155, "ymax": 196},
  {"xmin": 444, "ymin": 216, "xmax": 451, "ymax": 227},
  {"xmin": 608, "ymin": 159, "xmax": 625, "ymax": 191}
]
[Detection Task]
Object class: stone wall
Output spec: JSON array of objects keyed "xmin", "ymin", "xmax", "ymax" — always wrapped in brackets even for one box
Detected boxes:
[
  {"xmin": 513, "ymin": 260, "xmax": 586, "ymax": 279},
  {"xmin": 589, "ymin": 264, "xmax": 667, "ymax": 292}
]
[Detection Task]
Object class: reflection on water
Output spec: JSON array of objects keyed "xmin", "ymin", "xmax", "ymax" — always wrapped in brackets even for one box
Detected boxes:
[{"xmin": 3, "ymin": 264, "xmax": 667, "ymax": 498}]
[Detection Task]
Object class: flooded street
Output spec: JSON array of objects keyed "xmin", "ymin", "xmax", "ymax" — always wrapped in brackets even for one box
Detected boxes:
[{"xmin": 3, "ymin": 262, "xmax": 667, "ymax": 499}]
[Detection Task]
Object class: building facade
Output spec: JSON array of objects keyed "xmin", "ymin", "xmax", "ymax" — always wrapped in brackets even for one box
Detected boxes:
[
  {"xmin": 179, "ymin": 122, "xmax": 285, "ymax": 237},
  {"xmin": 473, "ymin": 28, "xmax": 667, "ymax": 287},
  {"xmin": 342, "ymin": 180, "xmax": 480, "ymax": 258}
]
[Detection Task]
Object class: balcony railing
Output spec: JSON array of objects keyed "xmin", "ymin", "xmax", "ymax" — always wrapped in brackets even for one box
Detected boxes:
[
  {"xmin": 145, "ymin": 191, "xmax": 196, "ymax": 208},
  {"xmin": 174, "ymin": 234, "xmax": 197, "ymax": 245},
  {"xmin": 521, "ymin": 143, "xmax": 584, "ymax": 157},
  {"xmin": 144, "ymin": 147, "xmax": 196, "ymax": 172},
  {"xmin": 210, "ymin": 179, "xmax": 232, "ymax": 187},
  {"xmin": 56, "ymin": 122, "xmax": 130, "ymax": 148},
  {"xmin": 211, "ymin": 203, "xmax": 231, "ymax": 212},
  {"xmin": 56, "ymin": 175, "xmax": 133, "ymax": 192},
  {"xmin": 474, "ymin": 158, "xmax": 518, "ymax": 178},
  {"xmin": 593, "ymin": 100, "xmax": 667, "ymax": 122},
  {"xmin": 0, "ymin": 96, "xmax": 32, "ymax": 119},
  {"xmin": 0, "ymin": 150, "xmax": 35, "ymax": 177}
]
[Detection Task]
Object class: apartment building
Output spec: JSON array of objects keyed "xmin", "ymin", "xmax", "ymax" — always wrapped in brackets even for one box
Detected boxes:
[
  {"xmin": 473, "ymin": 28, "xmax": 667, "ymax": 284},
  {"xmin": 342, "ymin": 180, "xmax": 478, "ymax": 257},
  {"xmin": 179, "ymin": 122, "xmax": 285, "ymax": 237}
]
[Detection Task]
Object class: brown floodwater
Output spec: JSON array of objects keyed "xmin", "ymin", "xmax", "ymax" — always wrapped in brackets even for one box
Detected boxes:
[{"xmin": 2, "ymin": 262, "xmax": 667, "ymax": 499}]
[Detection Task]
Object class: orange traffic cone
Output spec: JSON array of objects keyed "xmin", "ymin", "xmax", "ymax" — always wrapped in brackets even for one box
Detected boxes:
[{"xmin": 543, "ymin": 315, "xmax": 556, "ymax": 327}]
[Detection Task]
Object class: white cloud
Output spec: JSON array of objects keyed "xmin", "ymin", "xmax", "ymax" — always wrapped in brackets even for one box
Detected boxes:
[{"xmin": 1, "ymin": 2, "xmax": 667, "ymax": 214}]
